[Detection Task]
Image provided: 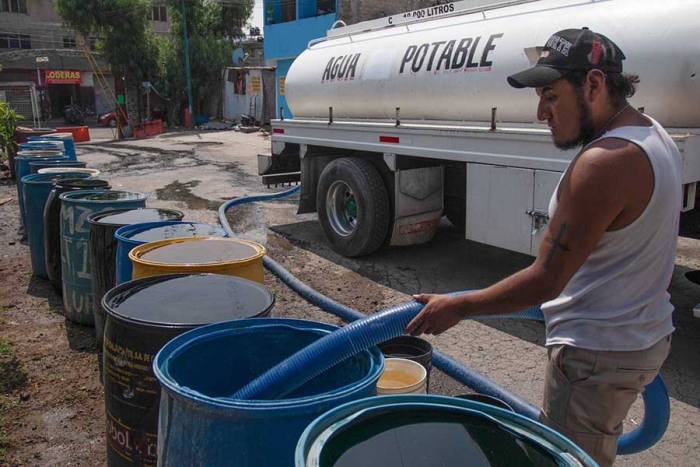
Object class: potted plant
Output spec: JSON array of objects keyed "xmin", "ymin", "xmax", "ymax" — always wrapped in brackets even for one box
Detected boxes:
[{"xmin": 266, "ymin": 3, "xmax": 274, "ymax": 25}]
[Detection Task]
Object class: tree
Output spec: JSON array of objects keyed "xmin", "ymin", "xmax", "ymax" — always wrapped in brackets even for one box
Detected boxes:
[
  {"xmin": 163, "ymin": 0, "xmax": 255, "ymax": 118},
  {"xmin": 56, "ymin": 0, "xmax": 161, "ymax": 121}
]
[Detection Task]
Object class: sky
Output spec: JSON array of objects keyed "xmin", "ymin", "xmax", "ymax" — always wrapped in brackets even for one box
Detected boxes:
[{"xmin": 250, "ymin": 0, "xmax": 264, "ymax": 33}]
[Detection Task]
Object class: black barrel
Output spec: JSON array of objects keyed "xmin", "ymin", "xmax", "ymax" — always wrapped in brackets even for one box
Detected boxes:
[
  {"xmin": 44, "ymin": 178, "xmax": 111, "ymax": 295},
  {"xmin": 102, "ymin": 273, "xmax": 275, "ymax": 467},
  {"xmin": 87, "ymin": 208, "xmax": 184, "ymax": 344},
  {"xmin": 378, "ymin": 336, "xmax": 433, "ymax": 392}
]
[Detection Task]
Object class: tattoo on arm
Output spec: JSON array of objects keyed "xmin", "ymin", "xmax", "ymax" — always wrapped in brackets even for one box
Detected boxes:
[{"xmin": 544, "ymin": 222, "xmax": 572, "ymax": 268}]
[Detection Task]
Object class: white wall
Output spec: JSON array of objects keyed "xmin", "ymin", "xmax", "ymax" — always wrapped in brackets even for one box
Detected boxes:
[{"xmin": 223, "ymin": 68, "xmax": 265, "ymax": 124}]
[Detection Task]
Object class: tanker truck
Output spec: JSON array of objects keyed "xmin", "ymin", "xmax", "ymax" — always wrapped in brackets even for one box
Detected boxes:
[{"xmin": 264, "ymin": 0, "xmax": 700, "ymax": 257}]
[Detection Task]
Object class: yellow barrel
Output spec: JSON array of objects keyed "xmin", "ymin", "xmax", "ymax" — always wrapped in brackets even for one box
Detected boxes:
[{"xmin": 129, "ymin": 237, "xmax": 266, "ymax": 283}]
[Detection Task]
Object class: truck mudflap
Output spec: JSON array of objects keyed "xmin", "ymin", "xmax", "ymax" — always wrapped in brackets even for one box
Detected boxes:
[{"xmin": 389, "ymin": 165, "xmax": 443, "ymax": 247}]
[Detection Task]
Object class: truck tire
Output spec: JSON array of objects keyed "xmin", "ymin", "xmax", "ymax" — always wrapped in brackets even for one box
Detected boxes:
[
  {"xmin": 444, "ymin": 162, "xmax": 466, "ymax": 230},
  {"xmin": 317, "ymin": 157, "xmax": 390, "ymax": 257}
]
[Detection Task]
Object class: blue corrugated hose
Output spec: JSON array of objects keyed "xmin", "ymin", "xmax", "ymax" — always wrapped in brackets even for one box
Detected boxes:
[{"xmin": 218, "ymin": 186, "xmax": 670, "ymax": 455}]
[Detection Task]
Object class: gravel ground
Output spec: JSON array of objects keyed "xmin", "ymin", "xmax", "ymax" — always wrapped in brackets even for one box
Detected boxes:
[{"xmin": 0, "ymin": 129, "xmax": 699, "ymax": 466}]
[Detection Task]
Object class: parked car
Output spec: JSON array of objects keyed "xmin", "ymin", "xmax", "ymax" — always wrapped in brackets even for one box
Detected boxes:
[{"xmin": 98, "ymin": 110, "xmax": 117, "ymax": 127}]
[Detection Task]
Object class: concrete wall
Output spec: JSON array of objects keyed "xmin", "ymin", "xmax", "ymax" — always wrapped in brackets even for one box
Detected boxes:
[
  {"xmin": 223, "ymin": 68, "xmax": 268, "ymax": 124},
  {"xmin": 0, "ymin": 0, "xmax": 170, "ymax": 50},
  {"xmin": 0, "ymin": 0, "xmax": 72, "ymax": 49}
]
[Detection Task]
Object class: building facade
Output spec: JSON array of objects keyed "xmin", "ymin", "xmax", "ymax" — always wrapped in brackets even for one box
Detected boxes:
[{"xmin": 0, "ymin": 0, "xmax": 170, "ymax": 122}]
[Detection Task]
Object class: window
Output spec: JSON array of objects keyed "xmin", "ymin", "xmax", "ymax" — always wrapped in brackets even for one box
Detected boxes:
[
  {"xmin": 152, "ymin": 6, "xmax": 167, "ymax": 22},
  {"xmin": 63, "ymin": 37, "xmax": 77, "ymax": 48},
  {"xmin": 0, "ymin": 0, "xmax": 27, "ymax": 13},
  {"xmin": 0, "ymin": 33, "xmax": 30, "ymax": 49},
  {"xmin": 89, "ymin": 37, "xmax": 98, "ymax": 51},
  {"xmin": 317, "ymin": 0, "xmax": 335, "ymax": 15}
]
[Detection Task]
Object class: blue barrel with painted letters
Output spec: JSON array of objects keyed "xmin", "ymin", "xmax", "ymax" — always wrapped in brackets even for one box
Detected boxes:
[
  {"xmin": 59, "ymin": 190, "xmax": 146, "ymax": 325},
  {"xmin": 21, "ymin": 172, "xmax": 92, "ymax": 278},
  {"xmin": 29, "ymin": 132, "xmax": 77, "ymax": 160},
  {"xmin": 15, "ymin": 151, "xmax": 68, "ymax": 228},
  {"xmin": 29, "ymin": 160, "xmax": 87, "ymax": 174},
  {"xmin": 114, "ymin": 221, "xmax": 228, "ymax": 284},
  {"xmin": 154, "ymin": 318, "xmax": 384, "ymax": 467}
]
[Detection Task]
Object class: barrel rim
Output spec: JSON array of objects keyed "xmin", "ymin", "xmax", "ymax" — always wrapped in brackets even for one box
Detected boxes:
[
  {"xmin": 28, "ymin": 160, "xmax": 85, "ymax": 166},
  {"xmin": 37, "ymin": 167, "xmax": 100, "ymax": 175},
  {"xmin": 295, "ymin": 395, "xmax": 599, "ymax": 467},
  {"xmin": 15, "ymin": 153, "xmax": 67, "ymax": 160},
  {"xmin": 21, "ymin": 172, "xmax": 92, "ymax": 185},
  {"xmin": 53, "ymin": 179, "xmax": 110, "ymax": 190},
  {"xmin": 86, "ymin": 207, "xmax": 184, "ymax": 227},
  {"xmin": 154, "ymin": 318, "xmax": 384, "ymax": 411},
  {"xmin": 102, "ymin": 272, "xmax": 274, "ymax": 328},
  {"xmin": 34, "ymin": 132, "xmax": 74, "ymax": 140},
  {"xmin": 114, "ymin": 221, "xmax": 227, "ymax": 245},
  {"xmin": 59, "ymin": 189, "xmax": 147, "ymax": 203},
  {"xmin": 128, "ymin": 236, "xmax": 266, "ymax": 267}
]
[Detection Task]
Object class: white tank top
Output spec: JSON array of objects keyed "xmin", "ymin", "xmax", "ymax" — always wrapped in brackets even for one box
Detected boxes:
[{"xmin": 541, "ymin": 117, "xmax": 681, "ymax": 351}]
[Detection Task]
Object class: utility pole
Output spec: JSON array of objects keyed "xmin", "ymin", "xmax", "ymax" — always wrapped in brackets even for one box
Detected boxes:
[{"xmin": 181, "ymin": 0, "xmax": 194, "ymax": 127}]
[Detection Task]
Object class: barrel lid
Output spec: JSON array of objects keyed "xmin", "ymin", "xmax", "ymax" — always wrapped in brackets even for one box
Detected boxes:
[
  {"xmin": 126, "ymin": 222, "xmax": 226, "ymax": 242},
  {"xmin": 104, "ymin": 273, "xmax": 274, "ymax": 326},
  {"xmin": 22, "ymin": 172, "xmax": 92, "ymax": 185},
  {"xmin": 53, "ymin": 178, "xmax": 110, "ymax": 190},
  {"xmin": 59, "ymin": 190, "xmax": 146, "ymax": 203},
  {"xmin": 87, "ymin": 208, "xmax": 183, "ymax": 227},
  {"xmin": 140, "ymin": 238, "xmax": 258, "ymax": 264}
]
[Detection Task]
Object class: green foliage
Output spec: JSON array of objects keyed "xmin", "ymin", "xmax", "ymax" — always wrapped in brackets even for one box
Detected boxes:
[
  {"xmin": 162, "ymin": 0, "xmax": 255, "ymax": 111},
  {"xmin": 56, "ymin": 0, "xmax": 159, "ymax": 84},
  {"xmin": 0, "ymin": 102, "xmax": 24, "ymax": 163}
]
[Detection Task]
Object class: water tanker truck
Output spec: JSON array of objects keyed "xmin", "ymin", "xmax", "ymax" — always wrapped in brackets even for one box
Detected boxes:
[{"xmin": 264, "ymin": 0, "xmax": 700, "ymax": 257}]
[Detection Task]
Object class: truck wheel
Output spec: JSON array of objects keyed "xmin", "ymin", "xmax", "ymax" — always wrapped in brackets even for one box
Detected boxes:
[
  {"xmin": 317, "ymin": 158, "xmax": 390, "ymax": 257},
  {"xmin": 444, "ymin": 162, "xmax": 466, "ymax": 230}
]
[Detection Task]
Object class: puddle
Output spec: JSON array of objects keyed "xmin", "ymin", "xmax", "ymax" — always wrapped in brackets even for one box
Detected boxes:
[{"xmin": 156, "ymin": 180, "xmax": 223, "ymax": 211}]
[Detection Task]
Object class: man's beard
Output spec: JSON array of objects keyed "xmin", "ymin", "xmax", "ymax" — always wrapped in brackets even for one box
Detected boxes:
[{"xmin": 553, "ymin": 87, "xmax": 597, "ymax": 150}]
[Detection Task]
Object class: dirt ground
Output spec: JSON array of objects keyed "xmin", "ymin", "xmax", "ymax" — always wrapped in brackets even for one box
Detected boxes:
[{"xmin": 1, "ymin": 129, "xmax": 700, "ymax": 466}]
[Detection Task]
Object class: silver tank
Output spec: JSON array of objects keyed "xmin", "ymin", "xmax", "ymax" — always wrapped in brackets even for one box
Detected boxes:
[{"xmin": 285, "ymin": 0, "xmax": 700, "ymax": 128}]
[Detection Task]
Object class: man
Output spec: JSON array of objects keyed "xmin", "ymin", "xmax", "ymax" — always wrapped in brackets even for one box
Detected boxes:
[{"xmin": 407, "ymin": 28, "xmax": 680, "ymax": 466}]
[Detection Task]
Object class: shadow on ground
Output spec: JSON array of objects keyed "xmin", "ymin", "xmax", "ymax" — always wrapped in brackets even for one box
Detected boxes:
[
  {"xmin": 25, "ymin": 275, "xmax": 99, "ymax": 355},
  {"xmin": 271, "ymin": 218, "xmax": 700, "ymax": 409}
]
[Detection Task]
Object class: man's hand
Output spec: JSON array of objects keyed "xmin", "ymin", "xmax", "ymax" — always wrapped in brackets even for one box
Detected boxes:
[{"xmin": 406, "ymin": 294, "xmax": 464, "ymax": 336}]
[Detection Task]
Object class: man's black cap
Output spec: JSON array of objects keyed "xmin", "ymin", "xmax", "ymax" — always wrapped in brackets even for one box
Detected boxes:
[{"xmin": 508, "ymin": 28, "xmax": 626, "ymax": 89}]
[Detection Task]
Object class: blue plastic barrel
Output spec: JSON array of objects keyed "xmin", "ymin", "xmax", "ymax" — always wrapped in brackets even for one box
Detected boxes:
[
  {"xmin": 29, "ymin": 160, "xmax": 87, "ymax": 174},
  {"xmin": 296, "ymin": 395, "xmax": 599, "ymax": 467},
  {"xmin": 59, "ymin": 190, "xmax": 147, "ymax": 324},
  {"xmin": 29, "ymin": 132, "xmax": 77, "ymax": 161},
  {"xmin": 114, "ymin": 221, "xmax": 228, "ymax": 284},
  {"xmin": 15, "ymin": 151, "xmax": 69, "ymax": 228},
  {"xmin": 21, "ymin": 172, "xmax": 93, "ymax": 278},
  {"xmin": 154, "ymin": 318, "xmax": 384, "ymax": 467}
]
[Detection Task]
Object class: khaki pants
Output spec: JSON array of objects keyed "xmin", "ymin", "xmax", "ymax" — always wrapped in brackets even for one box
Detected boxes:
[{"xmin": 540, "ymin": 335, "xmax": 671, "ymax": 467}]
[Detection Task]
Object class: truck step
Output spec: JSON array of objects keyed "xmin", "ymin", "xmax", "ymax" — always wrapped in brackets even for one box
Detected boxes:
[{"xmin": 263, "ymin": 171, "xmax": 301, "ymax": 188}]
